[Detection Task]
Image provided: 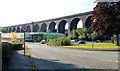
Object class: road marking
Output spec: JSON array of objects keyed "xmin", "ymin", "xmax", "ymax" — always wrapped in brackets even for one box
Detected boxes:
[
  {"xmin": 115, "ymin": 61, "xmax": 120, "ymax": 62},
  {"xmin": 100, "ymin": 59, "xmax": 106, "ymax": 61},
  {"xmin": 101, "ymin": 59, "xmax": 119, "ymax": 63},
  {"xmin": 106, "ymin": 60, "xmax": 113, "ymax": 62},
  {"xmin": 114, "ymin": 55, "xmax": 118, "ymax": 57},
  {"xmin": 77, "ymin": 55, "xmax": 83, "ymax": 57},
  {"xmin": 101, "ymin": 59, "xmax": 112, "ymax": 61}
]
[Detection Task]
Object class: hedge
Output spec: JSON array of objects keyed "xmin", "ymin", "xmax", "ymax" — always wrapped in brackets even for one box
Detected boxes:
[
  {"xmin": 47, "ymin": 37, "xmax": 71, "ymax": 46},
  {"xmin": 2, "ymin": 42, "xmax": 23, "ymax": 70}
]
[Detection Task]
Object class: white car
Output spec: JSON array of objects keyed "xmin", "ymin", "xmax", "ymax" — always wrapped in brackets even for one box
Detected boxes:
[
  {"xmin": 11, "ymin": 39, "xmax": 21, "ymax": 42},
  {"xmin": 70, "ymin": 40, "xmax": 75, "ymax": 43},
  {"xmin": 40, "ymin": 40, "xmax": 46, "ymax": 44}
]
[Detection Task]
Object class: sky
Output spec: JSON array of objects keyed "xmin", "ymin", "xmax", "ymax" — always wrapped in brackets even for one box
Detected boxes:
[{"xmin": 0, "ymin": 0, "xmax": 97, "ymax": 27}]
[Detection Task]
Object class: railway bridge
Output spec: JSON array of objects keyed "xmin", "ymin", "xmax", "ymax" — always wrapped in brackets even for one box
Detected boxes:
[{"xmin": 3, "ymin": 11, "xmax": 93, "ymax": 35}]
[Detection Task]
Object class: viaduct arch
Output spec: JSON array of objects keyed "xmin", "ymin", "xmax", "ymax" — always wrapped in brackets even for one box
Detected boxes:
[{"xmin": 4, "ymin": 11, "xmax": 93, "ymax": 35}]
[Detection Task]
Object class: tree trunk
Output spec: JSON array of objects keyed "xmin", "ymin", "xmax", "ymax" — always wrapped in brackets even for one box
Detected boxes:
[
  {"xmin": 116, "ymin": 34, "xmax": 119, "ymax": 46},
  {"xmin": 111, "ymin": 36, "xmax": 114, "ymax": 44}
]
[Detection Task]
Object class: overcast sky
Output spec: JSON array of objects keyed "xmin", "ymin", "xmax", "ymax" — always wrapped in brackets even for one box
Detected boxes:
[{"xmin": 0, "ymin": 0, "xmax": 96, "ymax": 27}]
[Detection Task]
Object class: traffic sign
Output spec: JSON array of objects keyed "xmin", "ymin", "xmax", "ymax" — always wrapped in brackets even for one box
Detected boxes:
[
  {"xmin": 22, "ymin": 25, "xmax": 28, "ymax": 32},
  {"xmin": 21, "ymin": 25, "xmax": 28, "ymax": 55}
]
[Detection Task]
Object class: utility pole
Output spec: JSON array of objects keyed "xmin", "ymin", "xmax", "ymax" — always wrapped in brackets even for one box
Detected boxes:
[{"xmin": 92, "ymin": 29, "xmax": 94, "ymax": 49}]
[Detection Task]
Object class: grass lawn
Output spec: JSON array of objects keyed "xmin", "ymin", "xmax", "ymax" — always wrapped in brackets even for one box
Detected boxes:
[{"xmin": 64, "ymin": 43, "xmax": 120, "ymax": 49}]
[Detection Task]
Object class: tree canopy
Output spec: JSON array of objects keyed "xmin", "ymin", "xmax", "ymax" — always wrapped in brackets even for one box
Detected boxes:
[
  {"xmin": 10, "ymin": 31, "xmax": 18, "ymax": 40},
  {"xmin": 91, "ymin": 2, "xmax": 120, "ymax": 45},
  {"xmin": 68, "ymin": 28, "xmax": 101, "ymax": 41},
  {"xmin": 1, "ymin": 28, "xmax": 8, "ymax": 33}
]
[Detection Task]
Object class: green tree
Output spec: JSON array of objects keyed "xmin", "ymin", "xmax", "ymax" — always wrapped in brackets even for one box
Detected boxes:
[
  {"xmin": 87, "ymin": 31, "xmax": 100, "ymax": 40},
  {"xmin": 37, "ymin": 29, "xmax": 41, "ymax": 32},
  {"xmin": 73, "ymin": 28, "xmax": 100, "ymax": 41},
  {"xmin": 76, "ymin": 28, "xmax": 88, "ymax": 40},
  {"xmin": 47, "ymin": 29, "xmax": 52, "ymax": 33},
  {"xmin": 10, "ymin": 31, "xmax": 18, "ymax": 40},
  {"xmin": 91, "ymin": 2, "xmax": 120, "ymax": 46},
  {"xmin": 1, "ymin": 28, "xmax": 8, "ymax": 33},
  {"xmin": 69, "ymin": 29, "xmax": 77, "ymax": 39}
]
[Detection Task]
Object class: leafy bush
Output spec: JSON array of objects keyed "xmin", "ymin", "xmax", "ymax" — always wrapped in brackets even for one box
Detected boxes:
[
  {"xmin": 69, "ymin": 28, "xmax": 103, "ymax": 41},
  {"xmin": 47, "ymin": 37, "xmax": 71, "ymax": 46}
]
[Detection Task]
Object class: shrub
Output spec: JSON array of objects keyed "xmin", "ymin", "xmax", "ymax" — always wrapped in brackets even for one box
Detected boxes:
[
  {"xmin": 46, "ymin": 37, "xmax": 71, "ymax": 46},
  {"xmin": 2, "ymin": 42, "xmax": 23, "ymax": 69}
]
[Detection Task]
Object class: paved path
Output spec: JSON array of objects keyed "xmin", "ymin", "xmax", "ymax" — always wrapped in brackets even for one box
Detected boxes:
[
  {"xmin": 27, "ymin": 43, "xmax": 119, "ymax": 70},
  {"xmin": 6, "ymin": 50, "xmax": 32, "ymax": 69}
]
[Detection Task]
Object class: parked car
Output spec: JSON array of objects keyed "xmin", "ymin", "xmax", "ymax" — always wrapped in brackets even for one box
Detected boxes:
[
  {"xmin": 40, "ymin": 40, "xmax": 46, "ymax": 44},
  {"xmin": 70, "ymin": 40, "xmax": 75, "ymax": 43},
  {"xmin": 96, "ymin": 40, "xmax": 103, "ymax": 43},
  {"xmin": 10, "ymin": 39, "xmax": 22, "ymax": 44},
  {"xmin": 11, "ymin": 39, "xmax": 21, "ymax": 42},
  {"xmin": 78, "ymin": 41, "xmax": 86, "ymax": 44},
  {"xmin": 25, "ymin": 38, "xmax": 34, "ymax": 42},
  {"xmin": 25, "ymin": 37, "xmax": 34, "ymax": 42}
]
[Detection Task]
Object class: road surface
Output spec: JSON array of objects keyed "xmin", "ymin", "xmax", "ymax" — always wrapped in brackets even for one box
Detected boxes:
[{"xmin": 26, "ymin": 43, "xmax": 119, "ymax": 70}]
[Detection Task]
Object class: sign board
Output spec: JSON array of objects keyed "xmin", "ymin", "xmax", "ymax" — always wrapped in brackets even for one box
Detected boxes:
[
  {"xmin": 2, "ymin": 33, "xmax": 24, "ymax": 38},
  {"xmin": 21, "ymin": 25, "xmax": 28, "ymax": 32}
]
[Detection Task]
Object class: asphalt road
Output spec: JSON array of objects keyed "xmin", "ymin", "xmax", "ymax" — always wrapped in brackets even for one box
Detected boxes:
[{"xmin": 26, "ymin": 43, "xmax": 119, "ymax": 69}]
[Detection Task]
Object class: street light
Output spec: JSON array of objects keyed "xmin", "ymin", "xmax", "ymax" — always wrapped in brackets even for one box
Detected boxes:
[{"xmin": 91, "ymin": 29, "xmax": 94, "ymax": 49}]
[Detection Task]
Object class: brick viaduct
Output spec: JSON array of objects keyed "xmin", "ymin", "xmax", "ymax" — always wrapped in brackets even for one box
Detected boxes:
[{"xmin": 3, "ymin": 11, "xmax": 93, "ymax": 35}]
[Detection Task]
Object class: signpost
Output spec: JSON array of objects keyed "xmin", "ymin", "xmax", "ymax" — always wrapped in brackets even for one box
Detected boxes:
[{"xmin": 21, "ymin": 25, "xmax": 28, "ymax": 55}]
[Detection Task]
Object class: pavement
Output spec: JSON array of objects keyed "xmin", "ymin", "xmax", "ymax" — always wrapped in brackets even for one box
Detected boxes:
[
  {"xmin": 6, "ymin": 50, "xmax": 32, "ymax": 69},
  {"xmin": 27, "ymin": 43, "xmax": 119, "ymax": 69}
]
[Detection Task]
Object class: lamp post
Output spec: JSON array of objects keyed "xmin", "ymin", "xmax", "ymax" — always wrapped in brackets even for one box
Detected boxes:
[{"xmin": 91, "ymin": 29, "xmax": 94, "ymax": 49}]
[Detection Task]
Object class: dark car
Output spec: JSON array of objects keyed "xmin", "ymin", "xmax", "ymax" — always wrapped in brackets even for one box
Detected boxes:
[
  {"xmin": 96, "ymin": 40, "xmax": 103, "ymax": 43},
  {"xmin": 78, "ymin": 41, "xmax": 86, "ymax": 44},
  {"xmin": 25, "ymin": 37, "xmax": 34, "ymax": 42},
  {"xmin": 25, "ymin": 39, "xmax": 34, "ymax": 42}
]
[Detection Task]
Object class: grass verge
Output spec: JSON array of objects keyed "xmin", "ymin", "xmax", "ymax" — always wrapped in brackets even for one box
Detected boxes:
[{"xmin": 64, "ymin": 43, "xmax": 120, "ymax": 49}]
